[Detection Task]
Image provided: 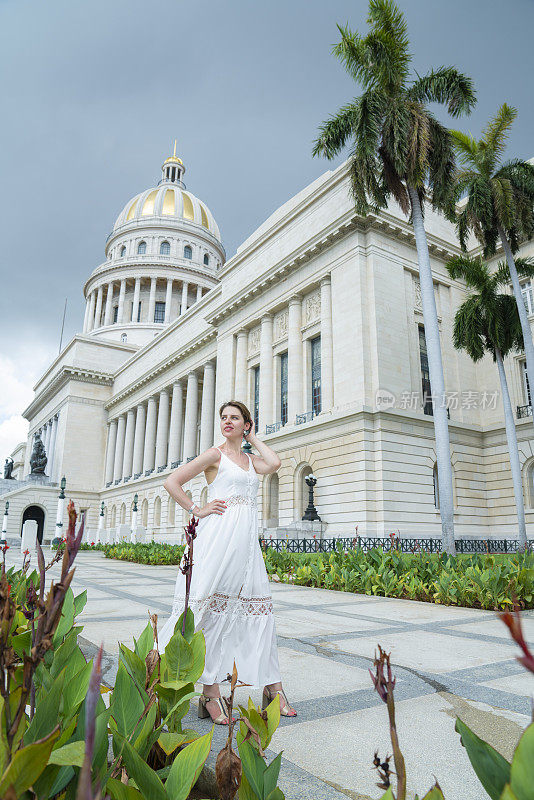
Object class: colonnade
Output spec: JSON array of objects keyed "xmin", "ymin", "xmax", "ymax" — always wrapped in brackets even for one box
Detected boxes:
[
  {"xmin": 104, "ymin": 363, "xmax": 216, "ymax": 486},
  {"xmin": 83, "ymin": 276, "xmax": 206, "ymax": 333},
  {"xmin": 233, "ymin": 275, "xmax": 334, "ymax": 431}
]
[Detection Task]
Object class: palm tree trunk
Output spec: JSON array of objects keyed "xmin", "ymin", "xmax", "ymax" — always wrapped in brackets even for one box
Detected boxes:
[
  {"xmin": 494, "ymin": 347, "xmax": 527, "ymax": 549},
  {"xmin": 408, "ymin": 186, "xmax": 455, "ymax": 555},
  {"xmin": 498, "ymin": 226, "xmax": 534, "ymax": 433}
]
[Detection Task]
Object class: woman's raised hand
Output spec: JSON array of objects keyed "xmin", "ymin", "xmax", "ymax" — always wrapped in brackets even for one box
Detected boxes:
[{"xmin": 196, "ymin": 499, "xmax": 227, "ymax": 518}]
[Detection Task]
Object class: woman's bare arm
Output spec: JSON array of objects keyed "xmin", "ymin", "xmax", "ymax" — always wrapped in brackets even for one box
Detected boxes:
[
  {"xmin": 163, "ymin": 447, "xmax": 222, "ymax": 511},
  {"xmin": 246, "ymin": 422, "xmax": 281, "ymax": 475}
]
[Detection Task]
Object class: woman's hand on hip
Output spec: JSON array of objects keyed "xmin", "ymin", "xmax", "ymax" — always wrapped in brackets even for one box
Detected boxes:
[{"xmin": 197, "ymin": 499, "xmax": 227, "ymax": 518}]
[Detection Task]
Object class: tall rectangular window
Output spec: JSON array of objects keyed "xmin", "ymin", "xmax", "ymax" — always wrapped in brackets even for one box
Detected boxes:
[
  {"xmin": 418, "ymin": 324, "xmax": 433, "ymax": 415},
  {"xmin": 112, "ymin": 306, "xmax": 118, "ymax": 323},
  {"xmin": 253, "ymin": 366, "xmax": 260, "ymax": 432},
  {"xmin": 280, "ymin": 352, "xmax": 288, "ymax": 425},
  {"xmin": 522, "ymin": 281, "xmax": 534, "ymax": 315},
  {"xmin": 523, "ymin": 361, "xmax": 531, "ymax": 406},
  {"xmin": 137, "ymin": 301, "xmax": 142, "ymax": 322},
  {"xmin": 311, "ymin": 336, "xmax": 321, "ymax": 416},
  {"xmin": 154, "ymin": 301, "xmax": 165, "ymax": 323}
]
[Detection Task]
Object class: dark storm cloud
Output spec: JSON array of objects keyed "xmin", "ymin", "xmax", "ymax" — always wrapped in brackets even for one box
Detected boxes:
[{"xmin": 0, "ymin": 0, "xmax": 532, "ymax": 367}]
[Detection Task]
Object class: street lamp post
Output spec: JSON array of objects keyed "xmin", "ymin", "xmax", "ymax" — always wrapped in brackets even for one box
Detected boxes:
[
  {"xmin": 131, "ymin": 493, "xmax": 138, "ymax": 543},
  {"xmin": 53, "ymin": 476, "xmax": 67, "ymax": 545},
  {"xmin": 302, "ymin": 474, "xmax": 321, "ymax": 522},
  {"xmin": 1, "ymin": 501, "xmax": 9, "ymax": 544},
  {"xmin": 97, "ymin": 501, "xmax": 105, "ymax": 544}
]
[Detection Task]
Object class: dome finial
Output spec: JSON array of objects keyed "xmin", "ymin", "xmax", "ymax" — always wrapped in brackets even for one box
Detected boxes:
[{"xmin": 161, "ymin": 141, "xmax": 185, "ymax": 186}]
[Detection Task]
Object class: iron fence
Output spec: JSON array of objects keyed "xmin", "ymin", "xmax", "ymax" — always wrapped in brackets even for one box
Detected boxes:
[{"xmin": 259, "ymin": 536, "xmax": 534, "ymax": 554}]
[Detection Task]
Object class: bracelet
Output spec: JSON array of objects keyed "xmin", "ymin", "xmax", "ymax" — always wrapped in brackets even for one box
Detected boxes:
[{"xmin": 188, "ymin": 501, "xmax": 199, "ymax": 513}]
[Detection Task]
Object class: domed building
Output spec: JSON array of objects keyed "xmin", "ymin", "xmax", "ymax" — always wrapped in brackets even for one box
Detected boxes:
[
  {"xmin": 83, "ymin": 146, "xmax": 224, "ymax": 347},
  {"xmin": 2, "ymin": 145, "xmax": 534, "ymax": 546}
]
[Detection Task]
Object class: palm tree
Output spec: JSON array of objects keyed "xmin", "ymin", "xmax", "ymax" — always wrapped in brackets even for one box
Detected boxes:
[
  {"xmin": 449, "ymin": 105, "xmax": 534, "ymax": 433},
  {"xmin": 447, "ymin": 254, "xmax": 527, "ymax": 548},
  {"xmin": 312, "ymin": 0, "xmax": 476, "ymax": 554}
]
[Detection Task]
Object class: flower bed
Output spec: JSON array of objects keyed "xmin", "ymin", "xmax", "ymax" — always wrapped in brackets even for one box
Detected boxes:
[{"xmin": 262, "ymin": 546, "xmax": 534, "ymax": 610}]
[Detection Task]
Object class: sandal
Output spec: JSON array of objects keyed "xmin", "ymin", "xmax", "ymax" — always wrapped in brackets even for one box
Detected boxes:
[
  {"xmin": 198, "ymin": 694, "xmax": 233, "ymax": 725},
  {"xmin": 262, "ymin": 686, "xmax": 297, "ymax": 717}
]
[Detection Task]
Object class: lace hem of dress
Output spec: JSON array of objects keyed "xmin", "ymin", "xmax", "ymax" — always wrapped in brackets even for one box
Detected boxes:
[
  {"xmin": 220, "ymin": 494, "xmax": 257, "ymax": 507},
  {"xmin": 172, "ymin": 592, "xmax": 273, "ymax": 617}
]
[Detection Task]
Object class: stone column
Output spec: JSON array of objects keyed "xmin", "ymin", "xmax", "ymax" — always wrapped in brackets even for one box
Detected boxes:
[
  {"xmin": 200, "ymin": 362, "xmax": 216, "ymax": 452},
  {"xmin": 320, "ymin": 275, "xmax": 334, "ymax": 410},
  {"xmin": 113, "ymin": 414, "xmax": 126, "ymax": 482},
  {"xmin": 155, "ymin": 388, "xmax": 170, "ymax": 468},
  {"xmin": 117, "ymin": 279, "xmax": 127, "ymax": 324},
  {"xmin": 288, "ymin": 295, "xmax": 303, "ymax": 424},
  {"xmin": 43, "ymin": 422, "xmax": 51, "ymax": 458},
  {"xmin": 48, "ymin": 414, "xmax": 58, "ymax": 479},
  {"xmin": 164, "ymin": 279, "xmax": 173, "ymax": 323},
  {"xmin": 132, "ymin": 277, "xmax": 141, "ymax": 322},
  {"xmin": 83, "ymin": 297, "xmax": 91, "ymax": 333},
  {"xmin": 94, "ymin": 285, "xmax": 104, "ymax": 329},
  {"xmin": 132, "ymin": 403, "xmax": 146, "ymax": 476},
  {"xmin": 148, "ymin": 277, "xmax": 157, "ymax": 324},
  {"xmin": 105, "ymin": 419, "xmax": 117, "ymax": 484},
  {"xmin": 168, "ymin": 381, "xmax": 184, "ymax": 466},
  {"xmin": 183, "ymin": 372, "xmax": 199, "ymax": 460},
  {"xmin": 122, "ymin": 409, "xmax": 136, "ymax": 478},
  {"xmin": 143, "ymin": 396, "xmax": 157, "ymax": 473},
  {"xmin": 259, "ymin": 314, "xmax": 273, "ymax": 432},
  {"xmin": 180, "ymin": 281, "xmax": 189, "ymax": 315},
  {"xmin": 196, "ymin": 285, "xmax": 203, "ymax": 302},
  {"xmin": 104, "ymin": 282, "xmax": 114, "ymax": 326},
  {"xmin": 87, "ymin": 291, "xmax": 96, "ymax": 332},
  {"xmin": 234, "ymin": 329, "xmax": 248, "ymax": 402}
]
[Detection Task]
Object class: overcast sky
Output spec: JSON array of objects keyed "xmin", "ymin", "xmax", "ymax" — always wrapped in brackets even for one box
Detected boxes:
[{"xmin": 1, "ymin": 0, "xmax": 533, "ymax": 459}]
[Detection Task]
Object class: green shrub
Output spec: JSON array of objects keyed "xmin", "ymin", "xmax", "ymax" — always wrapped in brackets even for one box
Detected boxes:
[{"xmin": 263, "ymin": 546, "xmax": 534, "ymax": 610}]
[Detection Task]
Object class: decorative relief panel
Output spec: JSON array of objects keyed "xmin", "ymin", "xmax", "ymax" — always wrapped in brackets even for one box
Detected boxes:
[
  {"xmin": 274, "ymin": 310, "xmax": 288, "ymax": 341},
  {"xmin": 304, "ymin": 291, "xmax": 321, "ymax": 323},
  {"xmin": 248, "ymin": 326, "xmax": 260, "ymax": 355},
  {"xmin": 413, "ymin": 275, "xmax": 423, "ymax": 311}
]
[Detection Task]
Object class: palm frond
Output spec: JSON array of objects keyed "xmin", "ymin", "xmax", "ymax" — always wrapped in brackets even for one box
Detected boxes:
[
  {"xmin": 446, "ymin": 254, "xmax": 492, "ymax": 293},
  {"xmin": 333, "ymin": 24, "xmax": 375, "ymax": 89},
  {"xmin": 313, "ymin": 103, "xmax": 359, "ymax": 159},
  {"xmin": 408, "ymin": 67, "xmax": 476, "ymax": 118},
  {"xmin": 449, "ymin": 129, "xmax": 479, "ymax": 168},
  {"xmin": 494, "ymin": 257, "xmax": 534, "ymax": 286},
  {"xmin": 491, "ymin": 176, "xmax": 514, "ymax": 230},
  {"xmin": 481, "ymin": 103, "xmax": 517, "ymax": 173},
  {"xmin": 453, "ymin": 296, "xmax": 486, "ymax": 361}
]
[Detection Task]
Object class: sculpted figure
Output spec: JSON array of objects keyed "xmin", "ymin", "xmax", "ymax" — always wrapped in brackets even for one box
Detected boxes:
[
  {"xmin": 3, "ymin": 458, "xmax": 14, "ymax": 479},
  {"xmin": 30, "ymin": 433, "xmax": 48, "ymax": 474}
]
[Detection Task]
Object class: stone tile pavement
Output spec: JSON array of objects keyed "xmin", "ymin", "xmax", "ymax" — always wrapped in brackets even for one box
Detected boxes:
[{"xmin": 7, "ymin": 550, "xmax": 534, "ymax": 800}]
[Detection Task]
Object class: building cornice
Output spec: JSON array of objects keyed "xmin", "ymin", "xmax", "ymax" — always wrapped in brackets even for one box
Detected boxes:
[
  {"xmin": 23, "ymin": 366, "xmax": 114, "ymax": 420},
  {"xmin": 84, "ymin": 257, "xmax": 220, "ymax": 295},
  {"xmin": 106, "ymin": 215, "xmax": 225, "ymax": 256}
]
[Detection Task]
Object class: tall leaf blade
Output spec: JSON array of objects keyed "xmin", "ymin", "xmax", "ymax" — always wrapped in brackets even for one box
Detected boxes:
[
  {"xmin": 0, "ymin": 730, "xmax": 60, "ymax": 795},
  {"xmin": 24, "ymin": 670, "xmax": 65, "ymax": 745},
  {"xmin": 134, "ymin": 622, "xmax": 155, "ymax": 660},
  {"xmin": 510, "ymin": 722, "xmax": 534, "ymax": 800},
  {"xmin": 456, "ymin": 718, "xmax": 510, "ymax": 800},
  {"xmin": 263, "ymin": 752, "xmax": 283, "ymax": 800},
  {"xmin": 165, "ymin": 728, "xmax": 213, "ymax": 800},
  {"xmin": 238, "ymin": 740, "xmax": 265, "ymax": 800},
  {"xmin": 113, "ymin": 734, "xmax": 167, "ymax": 800},
  {"xmin": 111, "ymin": 662, "xmax": 146, "ymax": 738}
]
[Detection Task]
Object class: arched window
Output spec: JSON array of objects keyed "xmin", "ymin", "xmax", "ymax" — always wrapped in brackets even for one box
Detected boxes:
[
  {"xmin": 121, "ymin": 333, "xmax": 127, "ymax": 343},
  {"xmin": 182, "ymin": 490, "xmax": 193, "ymax": 527},
  {"xmin": 137, "ymin": 241, "xmax": 146, "ymax": 254},
  {"xmin": 203, "ymin": 253, "xmax": 209, "ymax": 266},
  {"xmin": 526, "ymin": 461, "xmax": 534, "ymax": 508},
  {"xmin": 184, "ymin": 245, "xmax": 192, "ymax": 260},
  {"xmin": 110, "ymin": 506, "xmax": 116, "ymax": 527},
  {"xmin": 120, "ymin": 245, "xmax": 126, "ymax": 257},
  {"xmin": 141, "ymin": 499, "xmax": 148, "ymax": 527},
  {"xmin": 200, "ymin": 487, "xmax": 208, "ymax": 509},
  {"xmin": 433, "ymin": 464, "xmax": 440, "ymax": 509},
  {"xmin": 154, "ymin": 496, "xmax": 161, "ymax": 527},
  {"xmin": 168, "ymin": 499, "xmax": 176, "ymax": 526},
  {"xmin": 120, "ymin": 503, "xmax": 126, "ymax": 524},
  {"xmin": 160, "ymin": 241, "xmax": 170, "ymax": 255},
  {"xmin": 264, "ymin": 473, "xmax": 279, "ymax": 528},
  {"xmin": 293, "ymin": 464, "xmax": 313, "ymax": 521}
]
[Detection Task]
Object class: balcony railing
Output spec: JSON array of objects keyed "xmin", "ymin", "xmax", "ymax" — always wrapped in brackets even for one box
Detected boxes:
[
  {"xmin": 295, "ymin": 411, "xmax": 316, "ymax": 425},
  {"xmin": 517, "ymin": 404, "xmax": 533, "ymax": 418},
  {"xmin": 265, "ymin": 421, "xmax": 283, "ymax": 434}
]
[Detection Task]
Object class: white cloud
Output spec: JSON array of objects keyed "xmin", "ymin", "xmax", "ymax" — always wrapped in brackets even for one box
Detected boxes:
[{"xmin": 0, "ymin": 342, "xmax": 55, "ymax": 459}]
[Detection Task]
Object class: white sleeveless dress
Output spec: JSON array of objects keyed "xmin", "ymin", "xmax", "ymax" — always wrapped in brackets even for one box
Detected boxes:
[{"xmin": 158, "ymin": 448, "xmax": 282, "ymax": 686}]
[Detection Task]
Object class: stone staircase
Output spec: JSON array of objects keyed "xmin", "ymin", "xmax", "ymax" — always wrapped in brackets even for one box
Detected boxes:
[{"xmin": 0, "ymin": 475, "xmax": 57, "ymax": 497}]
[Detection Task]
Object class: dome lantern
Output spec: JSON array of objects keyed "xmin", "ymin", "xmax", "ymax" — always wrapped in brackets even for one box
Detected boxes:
[{"xmin": 161, "ymin": 140, "xmax": 185, "ymax": 187}]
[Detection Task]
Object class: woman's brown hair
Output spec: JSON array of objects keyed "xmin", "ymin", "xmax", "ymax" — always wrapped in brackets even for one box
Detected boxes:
[{"xmin": 219, "ymin": 400, "xmax": 253, "ymax": 431}]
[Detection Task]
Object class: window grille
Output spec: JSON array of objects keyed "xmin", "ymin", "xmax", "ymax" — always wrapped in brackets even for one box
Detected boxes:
[
  {"xmin": 154, "ymin": 301, "xmax": 165, "ymax": 323},
  {"xmin": 280, "ymin": 352, "xmax": 288, "ymax": 425},
  {"xmin": 184, "ymin": 245, "xmax": 192, "ymax": 260},
  {"xmin": 160, "ymin": 241, "xmax": 170, "ymax": 255},
  {"xmin": 418, "ymin": 324, "xmax": 433, "ymax": 415},
  {"xmin": 253, "ymin": 366, "xmax": 260, "ymax": 432},
  {"xmin": 137, "ymin": 241, "xmax": 146, "ymax": 254},
  {"xmin": 311, "ymin": 337, "xmax": 321, "ymax": 416}
]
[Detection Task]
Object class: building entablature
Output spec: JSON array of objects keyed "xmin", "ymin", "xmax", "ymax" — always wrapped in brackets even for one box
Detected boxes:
[
  {"xmin": 104, "ymin": 328, "xmax": 217, "ymax": 414},
  {"xmin": 23, "ymin": 366, "xmax": 115, "ymax": 421},
  {"xmin": 83, "ymin": 259, "xmax": 219, "ymax": 296},
  {"xmin": 106, "ymin": 216, "xmax": 225, "ymax": 260}
]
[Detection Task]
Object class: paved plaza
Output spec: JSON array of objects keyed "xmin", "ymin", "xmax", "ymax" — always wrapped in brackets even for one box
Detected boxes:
[{"xmin": 8, "ymin": 549, "xmax": 534, "ymax": 800}]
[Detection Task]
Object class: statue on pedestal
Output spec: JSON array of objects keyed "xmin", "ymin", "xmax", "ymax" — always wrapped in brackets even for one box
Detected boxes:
[
  {"xmin": 30, "ymin": 434, "xmax": 47, "ymax": 474},
  {"xmin": 3, "ymin": 458, "xmax": 14, "ymax": 479}
]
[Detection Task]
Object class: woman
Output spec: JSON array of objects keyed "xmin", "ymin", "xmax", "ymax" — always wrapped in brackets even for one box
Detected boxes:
[{"xmin": 159, "ymin": 400, "xmax": 296, "ymax": 725}]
